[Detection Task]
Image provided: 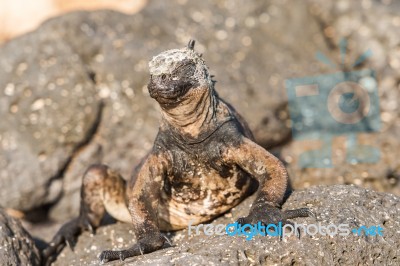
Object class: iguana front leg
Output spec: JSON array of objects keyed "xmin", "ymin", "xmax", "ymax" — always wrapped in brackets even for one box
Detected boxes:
[
  {"xmin": 223, "ymin": 137, "xmax": 311, "ymax": 226},
  {"xmin": 99, "ymin": 151, "xmax": 170, "ymax": 263}
]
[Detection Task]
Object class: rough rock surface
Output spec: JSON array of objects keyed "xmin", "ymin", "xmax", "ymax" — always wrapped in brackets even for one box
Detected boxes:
[
  {"xmin": 53, "ymin": 185, "xmax": 399, "ymax": 265},
  {"xmin": 0, "ymin": 33, "xmax": 101, "ymax": 211},
  {"xmin": 0, "ymin": 208, "xmax": 41, "ymax": 266}
]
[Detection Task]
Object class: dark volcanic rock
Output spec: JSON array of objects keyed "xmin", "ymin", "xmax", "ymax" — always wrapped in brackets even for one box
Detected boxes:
[
  {"xmin": 0, "ymin": 208, "xmax": 41, "ymax": 266},
  {"xmin": 53, "ymin": 185, "xmax": 399, "ymax": 265},
  {"xmin": 0, "ymin": 35, "xmax": 101, "ymax": 211},
  {"xmin": 1, "ymin": 0, "xmax": 399, "ymax": 226}
]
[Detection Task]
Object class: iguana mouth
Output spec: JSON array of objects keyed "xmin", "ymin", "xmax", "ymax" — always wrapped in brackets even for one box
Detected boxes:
[{"xmin": 148, "ymin": 74, "xmax": 198, "ymax": 106}]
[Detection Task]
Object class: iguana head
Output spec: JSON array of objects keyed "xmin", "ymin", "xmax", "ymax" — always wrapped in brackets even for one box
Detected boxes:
[{"xmin": 147, "ymin": 40, "xmax": 213, "ymax": 108}]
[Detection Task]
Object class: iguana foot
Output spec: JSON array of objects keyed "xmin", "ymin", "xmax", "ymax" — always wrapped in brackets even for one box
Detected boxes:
[
  {"xmin": 99, "ymin": 234, "xmax": 166, "ymax": 263},
  {"xmin": 237, "ymin": 203, "xmax": 312, "ymax": 228},
  {"xmin": 42, "ymin": 217, "xmax": 93, "ymax": 265}
]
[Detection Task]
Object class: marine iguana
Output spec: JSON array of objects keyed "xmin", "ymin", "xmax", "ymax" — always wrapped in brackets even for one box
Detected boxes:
[{"xmin": 43, "ymin": 40, "xmax": 310, "ymax": 264}]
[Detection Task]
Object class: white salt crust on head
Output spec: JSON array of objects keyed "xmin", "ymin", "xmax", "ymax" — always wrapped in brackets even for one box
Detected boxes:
[{"xmin": 149, "ymin": 46, "xmax": 212, "ymax": 87}]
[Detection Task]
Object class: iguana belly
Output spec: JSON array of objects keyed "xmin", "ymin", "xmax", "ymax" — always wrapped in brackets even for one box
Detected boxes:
[{"xmin": 158, "ymin": 168, "xmax": 253, "ymax": 230}]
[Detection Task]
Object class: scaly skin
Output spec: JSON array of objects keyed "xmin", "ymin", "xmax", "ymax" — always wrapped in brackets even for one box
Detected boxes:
[{"xmin": 42, "ymin": 40, "xmax": 311, "ymax": 265}]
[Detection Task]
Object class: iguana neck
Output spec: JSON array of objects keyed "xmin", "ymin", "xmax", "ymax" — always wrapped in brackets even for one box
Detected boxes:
[{"xmin": 160, "ymin": 87, "xmax": 221, "ymax": 140}]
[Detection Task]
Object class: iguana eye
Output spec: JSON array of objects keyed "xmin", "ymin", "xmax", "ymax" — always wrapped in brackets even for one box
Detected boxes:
[{"xmin": 161, "ymin": 74, "xmax": 167, "ymax": 80}]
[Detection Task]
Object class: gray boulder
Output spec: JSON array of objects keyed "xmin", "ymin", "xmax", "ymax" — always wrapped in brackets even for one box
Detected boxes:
[
  {"xmin": 0, "ymin": 29, "xmax": 102, "ymax": 211},
  {"xmin": 53, "ymin": 185, "xmax": 399, "ymax": 265},
  {"xmin": 0, "ymin": 208, "xmax": 41, "ymax": 266}
]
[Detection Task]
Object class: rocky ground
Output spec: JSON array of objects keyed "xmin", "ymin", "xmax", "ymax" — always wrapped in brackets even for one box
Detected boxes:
[
  {"xmin": 15, "ymin": 185, "xmax": 400, "ymax": 265},
  {"xmin": 0, "ymin": 0, "xmax": 399, "ymax": 265}
]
